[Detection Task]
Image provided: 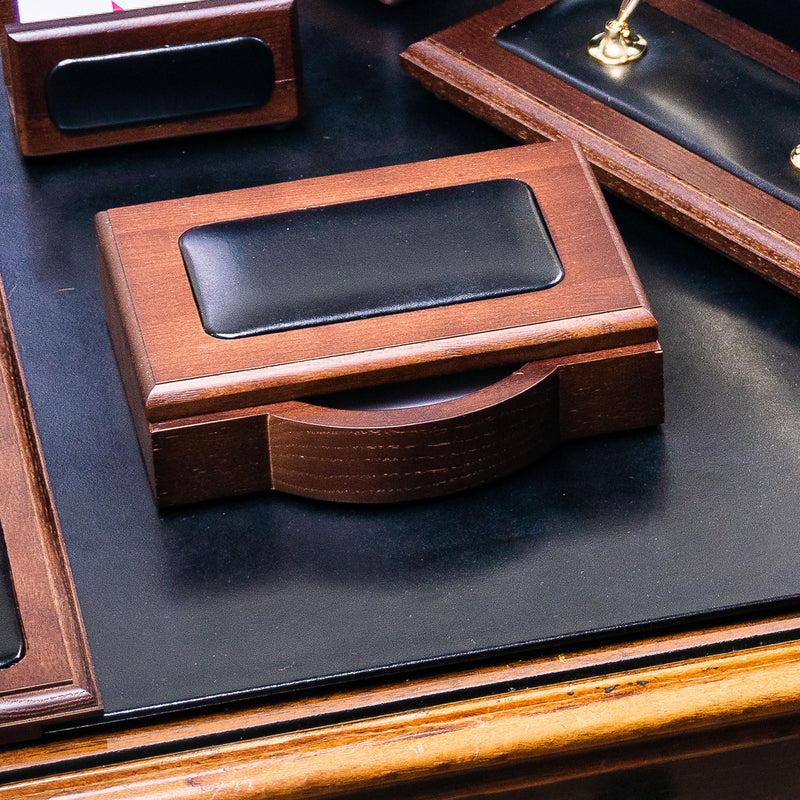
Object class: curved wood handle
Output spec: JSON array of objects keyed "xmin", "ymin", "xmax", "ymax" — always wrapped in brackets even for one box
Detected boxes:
[{"xmin": 266, "ymin": 362, "xmax": 560, "ymax": 503}]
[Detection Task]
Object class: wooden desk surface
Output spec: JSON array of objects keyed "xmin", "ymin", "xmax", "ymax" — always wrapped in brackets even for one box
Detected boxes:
[{"xmin": 1, "ymin": 0, "xmax": 800, "ymax": 796}]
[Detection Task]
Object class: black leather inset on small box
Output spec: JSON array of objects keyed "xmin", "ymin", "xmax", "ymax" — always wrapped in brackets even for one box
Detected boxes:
[
  {"xmin": 0, "ymin": 523, "xmax": 23, "ymax": 669},
  {"xmin": 496, "ymin": 0, "xmax": 800, "ymax": 211},
  {"xmin": 46, "ymin": 37, "xmax": 274, "ymax": 132},
  {"xmin": 179, "ymin": 179, "xmax": 565, "ymax": 338}
]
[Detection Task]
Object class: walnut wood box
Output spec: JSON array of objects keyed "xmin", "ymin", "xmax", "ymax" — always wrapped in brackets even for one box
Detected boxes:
[
  {"xmin": 97, "ymin": 142, "xmax": 663, "ymax": 507},
  {"xmin": 401, "ymin": 0, "xmax": 800, "ymax": 298},
  {"xmin": 0, "ymin": 0, "xmax": 303, "ymax": 156}
]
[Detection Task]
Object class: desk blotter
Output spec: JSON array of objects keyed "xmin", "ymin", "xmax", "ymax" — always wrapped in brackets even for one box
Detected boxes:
[
  {"xmin": 97, "ymin": 142, "xmax": 662, "ymax": 507},
  {"xmin": 0, "ymin": 275, "xmax": 101, "ymax": 743},
  {"xmin": 401, "ymin": 0, "xmax": 800, "ymax": 297}
]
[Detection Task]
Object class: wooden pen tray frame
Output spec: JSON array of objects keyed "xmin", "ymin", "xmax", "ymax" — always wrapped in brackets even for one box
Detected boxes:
[
  {"xmin": 97, "ymin": 142, "xmax": 663, "ymax": 506},
  {"xmin": 0, "ymin": 0, "xmax": 303, "ymax": 156},
  {"xmin": 0, "ymin": 277, "xmax": 101, "ymax": 744},
  {"xmin": 401, "ymin": 0, "xmax": 800, "ymax": 298}
]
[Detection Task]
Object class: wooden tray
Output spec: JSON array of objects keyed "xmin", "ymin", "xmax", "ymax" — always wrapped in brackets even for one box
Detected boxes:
[{"xmin": 401, "ymin": 0, "xmax": 800, "ymax": 297}]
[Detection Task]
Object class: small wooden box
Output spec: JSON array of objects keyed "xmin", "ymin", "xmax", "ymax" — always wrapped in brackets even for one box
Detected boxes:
[
  {"xmin": 0, "ymin": 0, "xmax": 303, "ymax": 156},
  {"xmin": 97, "ymin": 142, "xmax": 663, "ymax": 507}
]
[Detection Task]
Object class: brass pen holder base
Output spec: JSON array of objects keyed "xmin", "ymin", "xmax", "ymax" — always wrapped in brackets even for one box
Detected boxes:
[{"xmin": 588, "ymin": 20, "xmax": 647, "ymax": 64}]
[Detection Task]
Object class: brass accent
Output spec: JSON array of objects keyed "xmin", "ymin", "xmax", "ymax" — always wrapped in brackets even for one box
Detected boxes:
[
  {"xmin": 589, "ymin": 0, "xmax": 648, "ymax": 65},
  {"xmin": 792, "ymin": 145, "xmax": 800, "ymax": 170}
]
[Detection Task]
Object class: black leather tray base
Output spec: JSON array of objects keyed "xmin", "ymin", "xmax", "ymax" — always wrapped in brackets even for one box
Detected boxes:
[
  {"xmin": 496, "ymin": 0, "xmax": 800, "ymax": 211},
  {"xmin": 0, "ymin": 524, "xmax": 23, "ymax": 670},
  {"xmin": 179, "ymin": 178, "xmax": 564, "ymax": 338}
]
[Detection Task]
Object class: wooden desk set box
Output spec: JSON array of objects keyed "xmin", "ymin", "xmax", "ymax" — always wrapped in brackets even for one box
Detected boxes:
[
  {"xmin": 0, "ymin": 0, "xmax": 302, "ymax": 156},
  {"xmin": 97, "ymin": 142, "xmax": 663, "ymax": 508}
]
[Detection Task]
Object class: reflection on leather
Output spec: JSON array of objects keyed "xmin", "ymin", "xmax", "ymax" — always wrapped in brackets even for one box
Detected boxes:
[
  {"xmin": 46, "ymin": 37, "xmax": 274, "ymax": 131},
  {"xmin": 180, "ymin": 179, "xmax": 564, "ymax": 339},
  {"xmin": 496, "ymin": 0, "xmax": 800, "ymax": 210},
  {"xmin": 0, "ymin": 523, "xmax": 23, "ymax": 669}
]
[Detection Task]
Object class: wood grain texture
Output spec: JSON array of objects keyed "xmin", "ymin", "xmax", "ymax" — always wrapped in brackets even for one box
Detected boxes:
[
  {"xmin": 0, "ymin": 0, "xmax": 303, "ymax": 155},
  {"xmin": 3, "ymin": 610, "xmax": 800, "ymax": 797},
  {"xmin": 0, "ymin": 275, "xmax": 101, "ymax": 743},
  {"xmin": 97, "ymin": 142, "xmax": 663, "ymax": 505},
  {"xmin": 400, "ymin": 0, "xmax": 800, "ymax": 298}
]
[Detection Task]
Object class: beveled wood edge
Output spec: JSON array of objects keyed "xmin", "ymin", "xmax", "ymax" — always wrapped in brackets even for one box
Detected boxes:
[
  {"xmin": 4, "ymin": 626, "xmax": 800, "ymax": 798},
  {"xmin": 143, "ymin": 306, "xmax": 658, "ymax": 422},
  {"xmin": 399, "ymin": 0, "xmax": 800, "ymax": 298},
  {"xmin": 0, "ymin": 275, "xmax": 101, "ymax": 741}
]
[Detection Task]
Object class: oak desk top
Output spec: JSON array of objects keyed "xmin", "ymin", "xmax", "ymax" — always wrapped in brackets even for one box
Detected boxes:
[{"xmin": 1, "ymin": 0, "xmax": 800, "ymax": 796}]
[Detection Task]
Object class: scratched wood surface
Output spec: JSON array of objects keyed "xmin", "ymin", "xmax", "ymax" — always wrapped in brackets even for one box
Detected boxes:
[{"xmin": 4, "ymin": 606, "xmax": 800, "ymax": 797}]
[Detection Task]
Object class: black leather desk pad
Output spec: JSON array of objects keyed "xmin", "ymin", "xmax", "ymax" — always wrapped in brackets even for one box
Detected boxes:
[
  {"xmin": 2, "ymin": 0, "xmax": 800, "ymax": 722},
  {"xmin": 179, "ymin": 179, "xmax": 563, "ymax": 338},
  {"xmin": 496, "ymin": 0, "xmax": 800, "ymax": 211},
  {"xmin": 0, "ymin": 524, "xmax": 23, "ymax": 670}
]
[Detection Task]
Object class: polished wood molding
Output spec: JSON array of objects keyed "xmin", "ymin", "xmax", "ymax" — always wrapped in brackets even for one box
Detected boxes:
[
  {"xmin": 3, "ymin": 605, "xmax": 800, "ymax": 797},
  {"xmin": 400, "ymin": 0, "xmax": 800, "ymax": 298},
  {"xmin": 0, "ymin": 0, "xmax": 303, "ymax": 155},
  {"xmin": 0, "ymin": 276, "xmax": 101, "ymax": 743}
]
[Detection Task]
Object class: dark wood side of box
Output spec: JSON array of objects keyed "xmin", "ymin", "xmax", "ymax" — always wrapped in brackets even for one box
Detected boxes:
[
  {"xmin": 0, "ymin": 0, "xmax": 303, "ymax": 155},
  {"xmin": 0, "ymin": 276, "xmax": 101, "ymax": 743},
  {"xmin": 400, "ymin": 0, "xmax": 800, "ymax": 299}
]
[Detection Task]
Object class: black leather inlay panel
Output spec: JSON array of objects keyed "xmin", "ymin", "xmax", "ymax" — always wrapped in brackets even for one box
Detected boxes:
[
  {"xmin": 46, "ymin": 36, "xmax": 274, "ymax": 132},
  {"xmin": 0, "ymin": 523, "xmax": 23, "ymax": 669},
  {"xmin": 180, "ymin": 179, "xmax": 565, "ymax": 338},
  {"xmin": 496, "ymin": 0, "xmax": 800, "ymax": 211}
]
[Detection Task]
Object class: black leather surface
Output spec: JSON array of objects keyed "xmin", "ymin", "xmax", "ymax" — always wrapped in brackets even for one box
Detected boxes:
[
  {"xmin": 1, "ymin": 0, "xmax": 800, "ymax": 722},
  {"xmin": 46, "ymin": 37, "xmax": 274, "ymax": 131},
  {"xmin": 0, "ymin": 524, "xmax": 23, "ymax": 670},
  {"xmin": 180, "ymin": 179, "xmax": 563, "ymax": 338},
  {"xmin": 496, "ymin": 0, "xmax": 800, "ymax": 210}
]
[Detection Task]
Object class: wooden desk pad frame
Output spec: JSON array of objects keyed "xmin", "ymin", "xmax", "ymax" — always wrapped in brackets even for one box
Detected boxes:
[
  {"xmin": 0, "ymin": 0, "xmax": 303, "ymax": 156},
  {"xmin": 401, "ymin": 0, "xmax": 800, "ymax": 298},
  {"xmin": 0, "ymin": 276, "xmax": 101, "ymax": 744},
  {"xmin": 97, "ymin": 142, "xmax": 662, "ymax": 505}
]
